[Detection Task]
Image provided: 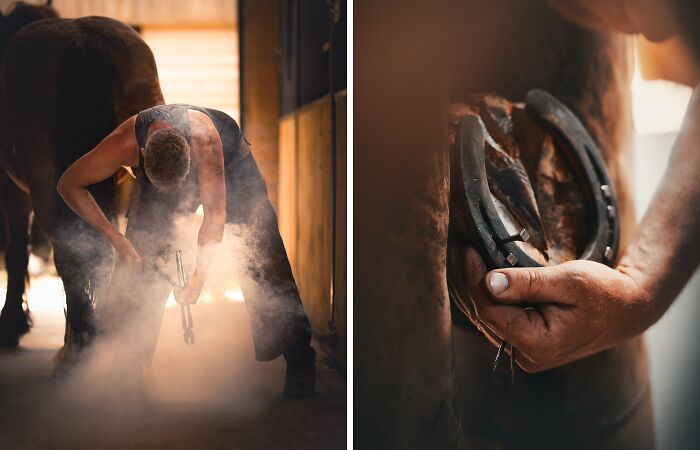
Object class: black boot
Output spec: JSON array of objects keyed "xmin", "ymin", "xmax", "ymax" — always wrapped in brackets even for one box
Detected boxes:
[{"xmin": 283, "ymin": 330, "xmax": 316, "ymax": 398}]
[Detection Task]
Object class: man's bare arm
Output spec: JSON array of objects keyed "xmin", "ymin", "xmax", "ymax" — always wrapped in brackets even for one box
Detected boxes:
[
  {"xmin": 194, "ymin": 120, "xmax": 227, "ymax": 272},
  {"xmin": 620, "ymin": 86, "xmax": 700, "ymax": 319},
  {"xmin": 180, "ymin": 118, "xmax": 226, "ymax": 304},
  {"xmin": 57, "ymin": 116, "xmax": 141, "ymax": 265}
]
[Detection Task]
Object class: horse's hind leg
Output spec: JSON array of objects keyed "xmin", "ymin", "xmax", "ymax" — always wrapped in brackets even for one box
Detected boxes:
[
  {"xmin": 0, "ymin": 174, "xmax": 32, "ymax": 347},
  {"xmin": 51, "ymin": 219, "xmax": 113, "ymax": 369},
  {"xmin": 48, "ymin": 176, "xmax": 115, "ymax": 369}
]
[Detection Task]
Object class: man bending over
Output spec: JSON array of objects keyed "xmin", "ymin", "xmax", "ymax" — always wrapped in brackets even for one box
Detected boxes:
[{"xmin": 58, "ymin": 104, "xmax": 315, "ymax": 398}]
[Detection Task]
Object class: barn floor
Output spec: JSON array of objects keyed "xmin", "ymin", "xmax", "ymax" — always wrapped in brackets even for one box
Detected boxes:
[{"xmin": 0, "ymin": 274, "xmax": 346, "ymax": 450}]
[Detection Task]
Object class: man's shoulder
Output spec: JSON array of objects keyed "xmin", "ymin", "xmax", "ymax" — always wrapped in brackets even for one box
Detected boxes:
[
  {"xmin": 189, "ymin": 113, "xmax": 221, "ymax": 151},
  {"xmin": 100, "ymin": 116, "xmax": 138, "ymax": 158},
  {"xmin": 115, "ymin": 115, "xmax": 138, "ymax": 140}
]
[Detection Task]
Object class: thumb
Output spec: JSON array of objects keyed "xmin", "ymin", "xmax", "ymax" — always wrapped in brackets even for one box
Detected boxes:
[{"xmin": 484, "ymin": 265, "xmax": 576, "ymax": 304}]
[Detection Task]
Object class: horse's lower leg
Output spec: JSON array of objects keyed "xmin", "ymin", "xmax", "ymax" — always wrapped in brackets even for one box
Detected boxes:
[
  {"xmin": 0, "ymin": 178, "xmax": 32, "ymax": 346},
  {"xmin": 30, "ymin": 217, "xmax": 51, "ymax": 263},
  {"xmin": 52, "ymin": 222, "xmax": 113, "ymax": 366}
]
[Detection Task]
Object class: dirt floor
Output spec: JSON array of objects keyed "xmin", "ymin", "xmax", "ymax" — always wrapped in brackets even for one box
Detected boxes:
[{"xmin": 0, "ymin": 281, "xmax": 346, "ymax": 450}]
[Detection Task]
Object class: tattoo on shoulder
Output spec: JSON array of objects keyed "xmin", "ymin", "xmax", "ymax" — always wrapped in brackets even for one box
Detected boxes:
[{"xmin": 215, "ymin": 165, "xmax": 224, "ymax": 177}]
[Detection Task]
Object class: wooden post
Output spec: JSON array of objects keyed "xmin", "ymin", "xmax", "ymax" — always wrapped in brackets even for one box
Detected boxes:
[{"xmin": 239, "ymin": 0, "xmax": 280, "ymax": 207}]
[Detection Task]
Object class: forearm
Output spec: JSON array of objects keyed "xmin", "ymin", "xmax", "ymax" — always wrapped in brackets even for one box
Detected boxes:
[
  {"xmin": 57, "ymin": 183, "xmax": 119, "ymax": 243},
  {"xmin": 193, "ymin": 216, "xmax": 225, "ymax": 278},
  {"xmin": 618, "ymin": 86, "xmax": 700, "ymax": 322}
]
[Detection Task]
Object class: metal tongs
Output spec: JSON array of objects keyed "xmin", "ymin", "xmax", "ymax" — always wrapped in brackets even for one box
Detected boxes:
[{"xmin": 175, "ymin": 250, "xmax": 195, "ymax": 346}]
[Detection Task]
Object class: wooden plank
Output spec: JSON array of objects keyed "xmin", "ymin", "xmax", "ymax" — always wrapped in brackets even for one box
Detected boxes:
[
  {"xmin": 334, "ymin": 91, "xmax": 347, "ymax": 363},
  {"xmin": 296, "ymin": 98, "xmax": 332, "ymax": 335},
  {"xmin": 278, "ymin": 114, "xmax": 298, "ymax": 279},
  {"xmin": 279, "ymin": 95, "xmax": 344, "ymax": 360},
  {"xmin": 240, "ymin": 0, "xmax": 280, "ymax": 207}
]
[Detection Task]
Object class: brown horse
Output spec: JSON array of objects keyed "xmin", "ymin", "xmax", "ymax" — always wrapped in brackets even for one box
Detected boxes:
[
  {"xmin": 0, "ymin": 2, "xmax": 57, "ymax": 346},
  {"xmin": 0, "ymin": 2, "xmax": 163, "ymax": 366}
]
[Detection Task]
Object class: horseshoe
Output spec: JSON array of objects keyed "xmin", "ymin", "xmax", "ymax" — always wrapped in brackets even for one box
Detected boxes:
[{"xmin": 447, "ymin": 89, "xmax": 620, "ymax": 379}]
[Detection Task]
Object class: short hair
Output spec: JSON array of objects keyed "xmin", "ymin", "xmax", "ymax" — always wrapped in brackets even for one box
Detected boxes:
[{"xmin": 143, "ymin": 128, "xmax": 191, "ymax": 192}]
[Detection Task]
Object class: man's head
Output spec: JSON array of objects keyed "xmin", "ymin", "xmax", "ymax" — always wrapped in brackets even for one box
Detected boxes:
[{"xmin": 143, "ymin": 128, "xmax": 191, "ymax": 192}]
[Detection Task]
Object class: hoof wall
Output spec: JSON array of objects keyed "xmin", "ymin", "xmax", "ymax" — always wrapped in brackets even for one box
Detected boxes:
[{"xmin": 0, "ymin": 334, "xmax": 20, "ymax": 347}]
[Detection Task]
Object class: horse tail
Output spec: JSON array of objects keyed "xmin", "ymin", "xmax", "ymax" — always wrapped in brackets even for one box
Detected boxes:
[{"xmin": 55, "ymin": 30, "xmax": 119, "ymax": 218}]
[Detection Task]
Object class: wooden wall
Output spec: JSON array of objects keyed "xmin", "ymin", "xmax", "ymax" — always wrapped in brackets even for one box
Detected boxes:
[
  {"xmin": 239, "ymin": 0, "xmax": 346, "ymax": 366},
  {"xmin": 278, "ymin": 92, "xmax": 346, "ymax": 366},
  {"xmin": 334, "ymin": 91, "xmax": 347, "ymax": 364},
  {"xmin": 239, "ymin": 0, "xmax": 280, "ymax": 207},
  {"xmin": 278, "ymin": 117, "xmax": 298, "ymax": 269},
  {"xmin": 297, "ymin": 98, "xmax": 334, "ymax": 335},
  {"xmin": 278, "ymin": 97, "xmax": 333, "ymax": 336}
]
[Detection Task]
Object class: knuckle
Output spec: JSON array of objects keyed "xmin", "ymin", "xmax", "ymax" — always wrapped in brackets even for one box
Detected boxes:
[
  {"xmin": 568, "ymin": 268, "xmax": 585, "ymax": 286},
  {"xmin": 524, "ymin": 270, "xmax": 543, "ymax": 298},
  {"xmin": 503, "ymin": 319, "xmax": 512, "ymax": 332}
]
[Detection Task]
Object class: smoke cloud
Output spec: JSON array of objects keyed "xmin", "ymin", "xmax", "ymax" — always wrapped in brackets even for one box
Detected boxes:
[{"xmin": 31, "ymin": 208, "xmax": 290, "ymax": 447}]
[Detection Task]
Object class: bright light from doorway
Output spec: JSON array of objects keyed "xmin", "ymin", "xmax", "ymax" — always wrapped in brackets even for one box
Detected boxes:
[{"xmin": 631, "ymin": 44, "xmax": 693, "ymax": 135}]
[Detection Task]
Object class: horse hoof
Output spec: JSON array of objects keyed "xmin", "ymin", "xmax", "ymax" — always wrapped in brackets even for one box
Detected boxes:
[
  {"xmin": 52, "ymin": 345, "xmax": 80, "ymax": 377},
  {"xmin": 0, "ymin": 310, "xmax": 31, "ymax": 347},
  {"xmin": 51, "ymin": 327, "xmax": 97, "ymax": 377},
  {"xmin": 0, "ymin": 334, "xmax": 20, "ymax": 347}
]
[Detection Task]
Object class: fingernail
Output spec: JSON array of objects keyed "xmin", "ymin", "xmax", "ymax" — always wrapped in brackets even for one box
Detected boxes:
[{"xmin": 488, "ymin": 272, "xmax": 509, "ymax": 295}]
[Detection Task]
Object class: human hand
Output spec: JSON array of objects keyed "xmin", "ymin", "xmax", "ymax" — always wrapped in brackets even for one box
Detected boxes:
[
  {"xmin": 461, "ymin": 248, "xmax": 656, "ymax": 372},
  {"xmin": 178, "ymin": 272, "xmax": 206, "ymax": 305},
  {"xmin": 110, "ymin": 233, "xmax": 142, "ymax": 270}
]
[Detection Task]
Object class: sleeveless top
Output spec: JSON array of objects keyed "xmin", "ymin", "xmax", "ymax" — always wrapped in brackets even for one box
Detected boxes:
[{"xmin": 132, "ymin": 104, "xmax": 244, "ymax": 214}]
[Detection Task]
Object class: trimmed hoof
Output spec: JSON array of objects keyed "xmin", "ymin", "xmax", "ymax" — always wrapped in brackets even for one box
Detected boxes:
[
  {"xmin": 0, "ymin": 309, "xmax": 32, "ymax": 347},
  {"xmin": 52, "ymin": 345, "xmax": 80, "ymax": 378},
  {"xmin": 283, "ymin": 346, "xmax": 316, "ymax": 399}
]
